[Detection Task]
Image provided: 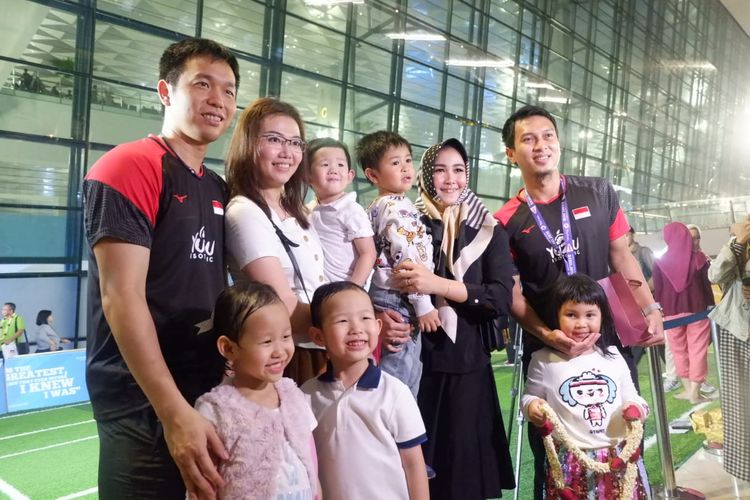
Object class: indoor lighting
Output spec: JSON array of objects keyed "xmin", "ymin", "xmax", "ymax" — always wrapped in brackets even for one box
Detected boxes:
[
  {"xmin": 539, "ymin": 96, "xmax": 569, "ymax": 104},
  {"xmin": 304, "ymin": 0, "xmax": 364, "ymax": 6},
  {"xmin": 386, "ymin": 32, "xmax": 446, "ymax": 41},
  {"xmin": 525, "ymin": 82, "xmax": 556, "ymax": 90},
  {"xmin": 659, "ymin": 60, "xmax": 717, "ymax": 71},
  {"xmin": 445, "ymin": 58, "xmax": 514, "ymax": 68}
]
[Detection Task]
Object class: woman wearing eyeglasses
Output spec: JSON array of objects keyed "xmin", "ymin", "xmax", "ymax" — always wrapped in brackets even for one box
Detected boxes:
[{"xmin": 225, "ymin": 97, "xmax": 328, "ymax": 384}]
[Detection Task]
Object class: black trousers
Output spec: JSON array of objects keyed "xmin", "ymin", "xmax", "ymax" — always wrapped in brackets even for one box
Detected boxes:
[{"xmin": 96, "ymin": 407, "xmax": 185, "ymax": 499}]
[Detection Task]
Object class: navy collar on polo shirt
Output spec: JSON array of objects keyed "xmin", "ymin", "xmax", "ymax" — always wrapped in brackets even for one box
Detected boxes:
[{"xmin": 317, "ymin": 359, "xmax": 381, "ymax": 389}]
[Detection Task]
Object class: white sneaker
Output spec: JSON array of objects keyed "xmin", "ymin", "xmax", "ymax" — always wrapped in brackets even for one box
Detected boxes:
[
  {"xmin": 700, "ymin": 382, "xmax": 717, "ymax": 395},
  {"xmin": 663, "ymin": 378, "xmax": 680, "ymax": 392}
]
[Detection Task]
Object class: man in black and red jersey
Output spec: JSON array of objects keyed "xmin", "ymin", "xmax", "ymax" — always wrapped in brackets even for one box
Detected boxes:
[
  {"xmin": 494, "ymin": 105, "xmax": 664, "ymax": 499},
  {"xmin": 84, "ymin": 38, "xmax": 238, "ymax": 499}
]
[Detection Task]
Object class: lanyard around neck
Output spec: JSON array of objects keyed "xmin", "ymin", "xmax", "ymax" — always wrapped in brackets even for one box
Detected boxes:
[{"xmin": 525, "ymin": 176, "xmax": 577, "ymax": 275}]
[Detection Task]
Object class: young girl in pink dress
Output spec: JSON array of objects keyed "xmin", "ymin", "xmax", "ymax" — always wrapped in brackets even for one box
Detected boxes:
[{"xmin": 195, "ymin": 282, "xmax": 320, "ymax": 499}]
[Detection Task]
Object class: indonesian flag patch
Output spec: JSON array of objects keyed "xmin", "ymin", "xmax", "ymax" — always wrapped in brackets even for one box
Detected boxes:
[
  {"xmin": 572, "ymin": 206, "xmax": 591, "ymax": 220},
  {"xmin": 212, "ymin": 200, "xmax": 224, "ymax": 216}
]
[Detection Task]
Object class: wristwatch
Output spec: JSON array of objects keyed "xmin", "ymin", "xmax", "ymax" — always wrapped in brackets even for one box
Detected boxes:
[{"xmin": 642, "ymin": 302, "xmax": 663, "ymax": 317}]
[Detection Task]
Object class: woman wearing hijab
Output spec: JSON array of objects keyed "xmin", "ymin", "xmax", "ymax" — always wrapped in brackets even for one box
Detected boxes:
[
  {"xmin": 393, "ymin": 138, "xmax": 515, "ymax": 500},
  {"xmin": 652, "ymin": 221, "xmax": 715, "ymax": 404}
]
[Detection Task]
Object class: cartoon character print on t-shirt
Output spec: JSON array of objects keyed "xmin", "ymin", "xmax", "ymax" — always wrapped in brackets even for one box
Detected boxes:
[{"xmin": 559, "ymin": 371, "xmax": 617, "ymax": 428}]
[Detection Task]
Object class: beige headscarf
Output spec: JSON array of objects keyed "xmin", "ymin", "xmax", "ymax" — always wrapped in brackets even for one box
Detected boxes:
[{"xmin": 416, "ymin": 138, "xmax": 497, "ymax": 342}]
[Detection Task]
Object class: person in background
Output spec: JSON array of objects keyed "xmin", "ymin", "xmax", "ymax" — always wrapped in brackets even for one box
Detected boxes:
[
  {"xmin": 652, "ymin": 222, "xmax": 715, "ymax": 404},
  {"xmin": 2, "ymin": 302, "xmax": 29, "ymax": 355},
  {"xmin": 626, "ymin": 227, "xmax": 654, "ymax": 290},
  {"xmin": 83, "ymin": 38, "xmax": 238, "ymax": 499},
  {"xmin": 707, "ymin": 214, "xmax": 750, "ymax": 482},
  {"xmin": 225, "ymin": 97, "xmax": 328, "ymax": 385},
  {"xmin": 685, "ymin": 224, "xmax": 717, "ymax": 396},
  {"xmin": 306, "ymin": 137, "xmax": 376, "ymax": 287},
  {"xmin": 35, "ymin": 310, "xmax": 71, "ymax": 353},
  {"xmin": 626, "ymin": 227, "xmax": 669, "ymax": 378}
]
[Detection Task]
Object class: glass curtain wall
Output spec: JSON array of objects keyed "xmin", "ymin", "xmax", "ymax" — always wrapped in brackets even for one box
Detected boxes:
[{"xmin": 1, "ymin": 0, "xmax": 750, "ymax": 342}]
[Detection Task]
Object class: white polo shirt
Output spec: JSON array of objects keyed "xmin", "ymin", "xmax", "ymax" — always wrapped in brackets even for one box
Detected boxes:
[
  {"xmin": 309, "ymin": 191, "xmax": 374, "ymax": 284},
  {"xmin": 302, "ymin": 361, "xmax": 427, "ymax": 500}
]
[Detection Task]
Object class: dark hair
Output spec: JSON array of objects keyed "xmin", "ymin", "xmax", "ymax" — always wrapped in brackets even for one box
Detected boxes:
[
  {"xmin": 549, "ymin": 274, "xmax": 617, "ymax": 356},
  {"xmin": 159, "ymin": 38, "xmax": 240, "ymax": 88},
  {"xmin": 305, "ymin": 138, "xmax": 353, "ymax": 174},
  {"xmin": 36, "ymin": 310, "xmax": 52, "ymax": 326},
  {"xmin": 310, "ymin": 281, "xmax": 371, "ymax": 328},
  {"xmin": 355, "ymin": 131, "xmax": 412, "ymax": 182},
  {"xmin": 501, "ymin": 105, "xmax": 559, "ymax": 148},
  {"xmin": 213, "ymin": 282, "xmax": 284, "ymax": 343},
  {"xmin": 4, "ymin": 302, "xmax": 16, "ymax": 312},
  {"xmin": 225, "ymin": 97, "xmax": 310, "ymax": 228}
]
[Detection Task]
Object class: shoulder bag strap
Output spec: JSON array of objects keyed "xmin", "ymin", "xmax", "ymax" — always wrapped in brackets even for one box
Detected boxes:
[
  {"xmin": 14, "ymin": 316, "xmax": 28, "ymax": 343},
  {"xmin": 265, "ymin": 213, "xmax": 312, "ymax": 304}
]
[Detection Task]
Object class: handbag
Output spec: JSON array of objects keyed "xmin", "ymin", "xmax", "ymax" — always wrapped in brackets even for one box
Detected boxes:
[
  {"xmin": 597, "ymin": 273, "xmax": 650, "ymax": 346},
  {"xmin": 2, "ymin": 341, "xmax": 18, "ymax": 359},
  {"xmin": 480, "ymin": 315, "xmax": 507, "ymax": 353}
]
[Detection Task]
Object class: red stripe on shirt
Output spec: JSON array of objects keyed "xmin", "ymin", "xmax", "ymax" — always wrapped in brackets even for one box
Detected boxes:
[
  {"xmin": 609, "ymin": 208, "xmax": 630, "ymax": 241},
  {"xmin": 85, "ymin": 137, "xmax": 164, "ymax": 227}
]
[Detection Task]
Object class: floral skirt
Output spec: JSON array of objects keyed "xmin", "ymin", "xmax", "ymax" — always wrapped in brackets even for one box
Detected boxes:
[{"xmin": 544, "ymin": 443, "xmax": 651, "ymax": 499}]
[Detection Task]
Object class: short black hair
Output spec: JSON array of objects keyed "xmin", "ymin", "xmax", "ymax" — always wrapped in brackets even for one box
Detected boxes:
[
  {"xmin": 36, "ymin": 310, "xmax": 52, "ymax": 326},
  {"xmin": 306, "ymin": 138, "xmax": 353, "ymax": 173},
  {"xmin": 159, "ymin": 38, "xmax": 240, "ymax": 89},
  {"xmin": 4, "ymin": 302, "xmax": 16, "ymax": 312},
  {"xmin": 549, "ymin": 273, "xmax": 617, "ymax": 356},
  {"xmin": 356, "ymin": 131, "xmax": 412, "ymax": 180},
  {"xmin": 310, "ymin": 281, "xmax": 371, "ymax": 328},
  {"xmin": 213, "ymin": 281, "xmax": 282, "ymax": 343},
  {"xmin": 502, "ymin": 105, "xmax": 558, "ymax": 148}
]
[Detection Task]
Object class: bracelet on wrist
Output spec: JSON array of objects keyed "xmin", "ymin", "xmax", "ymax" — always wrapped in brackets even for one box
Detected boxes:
[{"xmin": 641, "ymin": 302, "xmax": 663, "ymax": 317}]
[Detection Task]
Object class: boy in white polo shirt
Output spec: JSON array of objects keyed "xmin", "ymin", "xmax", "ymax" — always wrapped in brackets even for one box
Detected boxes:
[
  {"xmin": 302, "ymin": 281, "xmax": 429, "ymax": 500},
  {"xmin": 306, "ymin": 138, "xmax": 376, "ymax": 287}
]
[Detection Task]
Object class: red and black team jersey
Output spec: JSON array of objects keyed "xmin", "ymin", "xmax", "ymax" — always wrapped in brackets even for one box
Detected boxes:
[
  {"xmin": 84, "ymin": 135, "xmax": 227, "ymax": 421},
  {"xmin": 494, "ymin": 175, "xmax": 630, "ymax": 329}
]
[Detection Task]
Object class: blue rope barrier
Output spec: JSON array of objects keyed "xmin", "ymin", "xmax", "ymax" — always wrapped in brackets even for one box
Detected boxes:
[{"xmin": 663, "ymin": 309, "xmax": 711, "ymax": 330}]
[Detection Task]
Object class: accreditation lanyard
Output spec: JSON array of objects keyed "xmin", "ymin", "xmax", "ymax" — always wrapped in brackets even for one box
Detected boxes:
[{"xmin": 525, "ymin": 177, "xmax": 577, "ymax": 275}]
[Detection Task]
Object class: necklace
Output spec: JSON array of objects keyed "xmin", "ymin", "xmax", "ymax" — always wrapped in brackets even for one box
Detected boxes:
[{"xmin": 538, "ymin": 401, "xmax": 643, "ymax": 499}]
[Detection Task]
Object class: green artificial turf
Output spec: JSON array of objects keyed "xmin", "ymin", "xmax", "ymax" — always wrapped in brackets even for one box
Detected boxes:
[
  {"xmin": 0, "ymin": 403, "xmax": 99, "ymax": 499},
  {"xmin": 0, "ymin": 347, "xmax": 719, "ymax": 499}
]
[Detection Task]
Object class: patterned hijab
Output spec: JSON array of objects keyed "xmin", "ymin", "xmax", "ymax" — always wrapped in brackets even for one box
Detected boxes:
[{"xmin": 416, "ymin": 138, "xmax": 497, "ymax": 342}]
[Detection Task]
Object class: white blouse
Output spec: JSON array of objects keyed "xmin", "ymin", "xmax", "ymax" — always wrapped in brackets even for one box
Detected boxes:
[{"xmin": 225, "ymin": 196, "xmax": 327, "ymax": 346}]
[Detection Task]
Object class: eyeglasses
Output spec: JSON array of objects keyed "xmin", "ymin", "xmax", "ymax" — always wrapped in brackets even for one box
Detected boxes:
[{"xmin": 260, "ymin": 133, "xmax": 306, "ymax": 152}]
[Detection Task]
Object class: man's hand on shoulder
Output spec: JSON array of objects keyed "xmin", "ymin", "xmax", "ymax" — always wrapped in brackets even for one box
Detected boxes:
[{"xmin": 162, "ymin": 404, "xmax": 228, "ymax": 500}]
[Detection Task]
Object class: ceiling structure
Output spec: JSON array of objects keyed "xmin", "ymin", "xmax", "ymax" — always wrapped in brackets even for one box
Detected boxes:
[{"xmin": 721, "ymin": 0, "xmax": 750, "ymax": 37}]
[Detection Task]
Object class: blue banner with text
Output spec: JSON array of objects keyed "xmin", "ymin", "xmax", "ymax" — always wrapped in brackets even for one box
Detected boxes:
[
  {"xmin": 3, "ymin": 349, "xmax": 89, "ymax": 413},
  {"xmin": 0, "ymin": 360, "xmax": 6, "ymax": 414}
]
